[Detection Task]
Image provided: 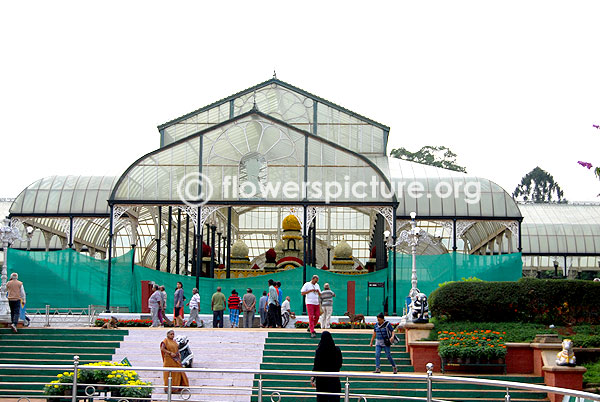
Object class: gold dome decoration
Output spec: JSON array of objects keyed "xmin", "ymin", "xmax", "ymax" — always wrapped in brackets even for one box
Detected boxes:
[
  {"xmin": 231, "ymin": 239, "xmax": 250, "ymax": 259},
  {"xmin": 334, "ymin": 240, "xmax": 353, "ymax": 259},
  {"xmin": 282, "ymin": 214, "xmax": 301, "ymax": 231}
]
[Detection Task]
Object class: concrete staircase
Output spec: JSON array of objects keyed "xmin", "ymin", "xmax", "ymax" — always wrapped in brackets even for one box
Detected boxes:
[
  {"xmin": 0, "ymin": 327, "xmax": 127, "ymax": 398},
  {"xmin": 252, "ymin": 331, "xmax": 551, "ymax": 402},
  {"xmin": 111, "ymin": 328, "xmax": 268, "ymax": 401}
]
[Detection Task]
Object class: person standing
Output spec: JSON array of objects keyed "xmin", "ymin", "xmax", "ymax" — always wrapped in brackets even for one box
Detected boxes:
[
  {"xmin": 281, "ymin": 296, "xmax": 291, "ymax": 328},
  {"xmin": 185, "ymin": 288, "xmax": 200, "ymax": 327},
  {"xmin": 369, "ymin": 313, "xmax": 398, "ymax": 374},
  {"xmin": 301, "ymin": 275, "xmax": 321, "ymax": 337},
  {"xmin": 148, "ymin": 285, "xmax": 163, "ymax": 328},
  {"xmin": 211, "ymin": 286, "xmax": 226, "ymax": 328},
  {"xmin": 173, "ymin": 282, "xmax": 185, "ymax": 327},
  {"xmin": 228, "ymin": 290, "xmax": 241, "ymax": 328},
  {"xmin": 242, "ymin": 288, "xmax": 256, "ymax": 328},
  {"xmin": 6, "ymin": 273, "xmax": 26, "ymax": 333},
  {"xmin": 319, "ymin": 283, "xmax": 336, "ymax": 329},
  {"xmin": 275, "ymin": 282, "xmax": 283, "ymax": 328},
  {"xmin": 311, "ymin": 331, "xmax": 343, "ymax": 402},
  {"xmin": 258, "ymin": 291, "xmax": 268, "ymax": 328},
  {"xmin": 159, "ymin": 285, "xmax": 168, "ymax": 325},
  {"xmin": 266, "ymin": 279, "xmax": 279, "ymax": 328},
  {"xmin": 160, "ymin": 330, "xmax": 190, "ymax": 393}
]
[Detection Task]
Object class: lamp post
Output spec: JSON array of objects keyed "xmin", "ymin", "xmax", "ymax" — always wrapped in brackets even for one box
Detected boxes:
[
  {"xmin": 0, "ymin": 219, "xmax": 22, "ymax": 322},
  {"xmin": 399, "ymin": 212, "xmax": 422, "ymax": 300}
]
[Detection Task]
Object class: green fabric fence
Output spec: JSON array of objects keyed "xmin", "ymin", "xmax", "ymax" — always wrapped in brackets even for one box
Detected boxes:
[{"xmin": 7, "ymin": 249, "xmax": 521, "ymax": 316}]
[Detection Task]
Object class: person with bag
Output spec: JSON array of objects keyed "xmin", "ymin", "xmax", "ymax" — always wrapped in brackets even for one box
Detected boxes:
[
  {"xmin": 301, "ymin": 275, "xmax": 321, "ymax": 338},
  {"xmin": 173, "ymin": 282, "xmax": 185, "ymax": 327},
  {"xmin": 368, "ymin": 313, "xmax": 398, "ymax": 374}
]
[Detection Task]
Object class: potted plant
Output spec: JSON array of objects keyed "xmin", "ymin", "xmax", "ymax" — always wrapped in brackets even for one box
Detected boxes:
[{"xmin": 118, "ymin": 379, "xmax": 153, "ymax": 401}]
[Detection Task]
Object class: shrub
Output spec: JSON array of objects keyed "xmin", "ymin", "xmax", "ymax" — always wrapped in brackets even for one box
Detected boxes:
[
  {"xmin": 583, "ymin": 359, "xmax": 600, "ymax": 386},
  {"xmin": 428, "ymin": 278, "xmax": 600, "ymax": 325}
]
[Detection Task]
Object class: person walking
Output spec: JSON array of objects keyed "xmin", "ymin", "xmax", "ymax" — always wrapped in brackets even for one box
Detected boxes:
[
  {"xmin": 184, "ymin": 288, "xmax": 200, "ymax": 327},
  {"xmin": 319, "ymin": 283, "xmax": 335, "ymax": 329},
  {"xmin": 281, "ymin": 296, "xmax": 291, "ymax": 328},
  {"xmin": 266, "ymin": 279, "xmax": 279, "ymax": 328},
  {"xmin": 211, "ymin": 286, "xmax": 226, "ymax": 328},
  {"xmin": 148, "ymin": 285, "xmax": 163, "ymax": 328},
  {"xmin": 301, "ymin": 275, "xmax": 321, "ymax": 337},
  {"xmin": 275, "ymin": 282, "xmax": 283, "ymax": 328},
  {"xmin": 311, "ymin": 331, "xmax": 343, "ymax": 401},
  {"xmin": 258, "ymin": 291, "xmax": 268, "ymax": 328},
  {"xmin": 160, "ymin": 330, "xmax": 190, "ymax": 393},
  {"xmin": 6, "ymin": 273, "xmax": 26, "ymax": 333},
  {"xmin": 369, "ymin": 313, "xmax": 398, "ymax": 374},
  {"xmin": 242, "ymin": 288, "xmax": 256, "ymax": 328},
  {"xmin": 173, "ymin": 282, "xmax": 185, "ymax": 327},
  {"xmin": 228, "ymin": 290, "xmax": 241, "ymax": 328}
]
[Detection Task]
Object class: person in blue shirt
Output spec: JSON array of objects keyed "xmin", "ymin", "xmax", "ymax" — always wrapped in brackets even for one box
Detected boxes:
[
  {"xmin": 276, "ymin": 281, "xmax": 283, "ymax": 327},
  {"xmin": 369, "ymin": 313, "xmax": 397, "ymax": 374}
]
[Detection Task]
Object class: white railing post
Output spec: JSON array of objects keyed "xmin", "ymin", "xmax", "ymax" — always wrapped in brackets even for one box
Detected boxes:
[
  {"xmin": 344, "ymin": 376, "xmax": 350, "ymax": 402},
  {"xmin": 166, "ymin": 371, "xmax": 173, "ymax": 402},
  {"xmin": 426, "ymin": 362, "xmax": 433, "ymax": 402},
  {"xmin": 45, "ymin": 304, "xmax": 50, "ymax": 327},
  {"xmin": 258, "ymin": 373, "xmax": 263, "ymax": 401},
  {"xmin": 71, "ymin": 355, "xmax": 79, "ymax": 402},
  {"xmin": 505, "ymin": 387, "xmax": 511, "ymax": 401}
]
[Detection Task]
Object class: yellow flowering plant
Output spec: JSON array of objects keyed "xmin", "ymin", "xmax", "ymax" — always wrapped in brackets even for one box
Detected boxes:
[
  {"xmin": 118, "ymin": 379, "xmax": 153, "ymax": 398},
  {"xmin": 78, "ymin": 361, "xmax": 129, "ymax": 384},
  {"xmin": 43, "ymin": 372, "xmax": 74, "ymax": 395}
]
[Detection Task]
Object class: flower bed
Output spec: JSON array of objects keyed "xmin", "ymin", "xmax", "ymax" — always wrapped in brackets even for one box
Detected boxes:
[
  {"xmin": 95, "ymin": 318, "xmax": 201, "ymax": 327},
  {"xmin": 437, "ymin": 330, "xmax": 507, "ymax": 361},
  {"xmin": 294, "ymin": 321, "xmax": 399, "ymax": 330},
  {"xmin": 44, "ymin": 361, "xmax": 152, "ymax": 400}
]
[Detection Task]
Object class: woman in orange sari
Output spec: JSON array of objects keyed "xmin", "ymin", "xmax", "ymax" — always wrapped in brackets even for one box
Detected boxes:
[{"xmin": 160, "ymin": 330, "xmax": 190, "ymax": 393}]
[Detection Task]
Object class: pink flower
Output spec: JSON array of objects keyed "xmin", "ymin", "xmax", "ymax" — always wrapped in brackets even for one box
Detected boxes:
[
  {"xmin": 578, "ymin": 161, "xmax": 593, "ymax": 169},
  {"xmin": 593, "ymin": 124, "xmax": 599, "ymax": 129}
]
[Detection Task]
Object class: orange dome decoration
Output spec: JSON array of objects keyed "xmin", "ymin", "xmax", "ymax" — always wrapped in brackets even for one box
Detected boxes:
[{"xmin": 282, "ymin": 214, "xmax": 301, "ymax": 231}]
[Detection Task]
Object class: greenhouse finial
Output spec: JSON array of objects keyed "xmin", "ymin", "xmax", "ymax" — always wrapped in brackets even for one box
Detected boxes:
[
  {"xmin": 273, "ymin": 69, "xmax": 277, "ymax": 79},
  {"xmin": 252, "ymin": 90, "xmax": 258, "ymax": 111}
]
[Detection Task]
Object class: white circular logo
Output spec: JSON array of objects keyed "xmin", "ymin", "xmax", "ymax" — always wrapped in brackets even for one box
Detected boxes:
[{"xmin": 177, "ymin": 172, "xmax": 214, "ymax": 208}]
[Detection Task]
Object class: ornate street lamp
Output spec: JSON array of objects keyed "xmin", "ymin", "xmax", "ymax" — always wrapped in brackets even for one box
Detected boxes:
[
  {"xmin": 0, "ymin": 218, "xmax": 22, "ymax": 322},
  {"xmin": 398, "ymin": 212, "xmax": 422, "ymax": 300}
]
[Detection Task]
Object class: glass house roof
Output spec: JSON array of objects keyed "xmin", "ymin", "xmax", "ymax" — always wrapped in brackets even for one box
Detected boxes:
[
  {"xmin": 112, "ymin": 111, "xmax": 393, "ymax": 204},
  {"xmin": 519, "ymin": 203, "xmax": 600, "ymax": 255},
  {"xmin": 10, "ymin": 176, "xmax": 117, "ymax": 216},
  {"xmin": 370, "ymin": 156, "xmax": 522, "ymax": 219},
  {"xmin": 157, "ymin": 78, "xmax": 389, "ymax": 157}
]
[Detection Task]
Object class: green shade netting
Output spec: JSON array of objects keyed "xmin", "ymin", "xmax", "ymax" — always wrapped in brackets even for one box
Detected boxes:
[
  {"xmin": 6, "ymin": 249, "xmax": 387, "ymax": 316},
  {"xmin": 7, "ymin": 249, "xmax": 521, "ymax": 316},
  {"xmin": 387, "ymin": 251, "xmax": 523, "ymax": 314}
]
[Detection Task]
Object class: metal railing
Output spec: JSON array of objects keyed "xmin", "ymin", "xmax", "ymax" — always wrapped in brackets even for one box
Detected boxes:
[
  {"xmin": 1, "ymin": 357, "xmax": 599, "ymax": 402},
  {"xmin": 26, "ymin": 305, "xmax": 98, "ymax": 327}
]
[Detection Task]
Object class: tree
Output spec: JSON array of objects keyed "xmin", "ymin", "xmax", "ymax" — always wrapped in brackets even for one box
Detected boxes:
[
  {"xmin": 389, "ymin": 145, "xmax": 467, "ymax": 173},
  {"xmin": 513, "ymin": 167, "xmax": 566, "ymax": 203}
]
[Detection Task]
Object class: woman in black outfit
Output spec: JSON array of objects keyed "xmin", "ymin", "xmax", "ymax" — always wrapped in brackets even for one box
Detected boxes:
[{"xmin": 311, "ymin": 331, "xmax": 343, "ymax": 402}]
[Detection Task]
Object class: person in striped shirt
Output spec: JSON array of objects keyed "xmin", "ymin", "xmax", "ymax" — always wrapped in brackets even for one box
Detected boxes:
[{"xmin": 228, "ymin": 290, "xmax": 242, "ymax": 328}]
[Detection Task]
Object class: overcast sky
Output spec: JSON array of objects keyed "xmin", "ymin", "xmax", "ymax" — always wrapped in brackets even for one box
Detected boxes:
[{"xmin": 2, "ymin": 1, "xmax": 599, "ymax": 202}]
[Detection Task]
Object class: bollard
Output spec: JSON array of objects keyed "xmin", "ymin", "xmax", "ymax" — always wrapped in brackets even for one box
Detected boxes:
[
  {"xmin": 45, "ymin": 304, "xmax": 50, "ymax": 327},
  {"xmin": 426, "ymin": 363, "xmax": 433, "ymax": 402},
  {"xmin": 71, "ymin": 355, "xmax": 79, "ymax": 402}
]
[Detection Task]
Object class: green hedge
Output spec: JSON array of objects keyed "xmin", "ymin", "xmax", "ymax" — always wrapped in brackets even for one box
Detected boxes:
[{"xmin": 428, "ymin": 278, "xmax": 600, "ymax": 325}]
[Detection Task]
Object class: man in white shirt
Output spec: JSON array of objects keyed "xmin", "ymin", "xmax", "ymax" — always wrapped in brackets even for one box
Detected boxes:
[
  {"xmin": 281, "ymin": 296, "xmax": 291, "ymax": 328},
  {"xmin": 185, "ymin": 288, "xmax": 201, "ymax": 327},
  {"xmin": 300, "ymin": 275, "xmax": 321, "ymax": 337}
]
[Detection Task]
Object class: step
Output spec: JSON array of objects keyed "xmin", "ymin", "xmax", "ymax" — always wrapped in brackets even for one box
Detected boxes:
[
  {"xmin": 0, "ymin": 334, "xmax": 126, "ymax": 341},
  {"xmin": 0, "ymin": 340, "xmax": 122, "ymax": 348},
  {"xmin": 0, "ymin": 328, "xmax": 129, "ymax": 335},
  {"xmin": 0, "ymin": 346, "xmax": 117, "ymax": 354}
]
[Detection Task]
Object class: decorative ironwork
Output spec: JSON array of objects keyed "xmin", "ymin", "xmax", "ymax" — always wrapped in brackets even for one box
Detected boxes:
[
  {"xmin": 375, "ymin": 206, "xmax": 394, "ymax": 232},
  {"xmin": 455, "ymin": 220, "xmax": 476, "ymax": 238},
  {"xmin": 177, "ymin": 205, "xmax": 198, "ymax": 228},
  {"xmin": 200, "ymin": 206, "xmax": 222, "ymax": 228},
  {"xmin": 498, "ymin": 220, "xmax": 519, "ymax": 237},
  {"xmin": 306, "ymin": 206, "xmax": 325, "ymax": 229}
]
